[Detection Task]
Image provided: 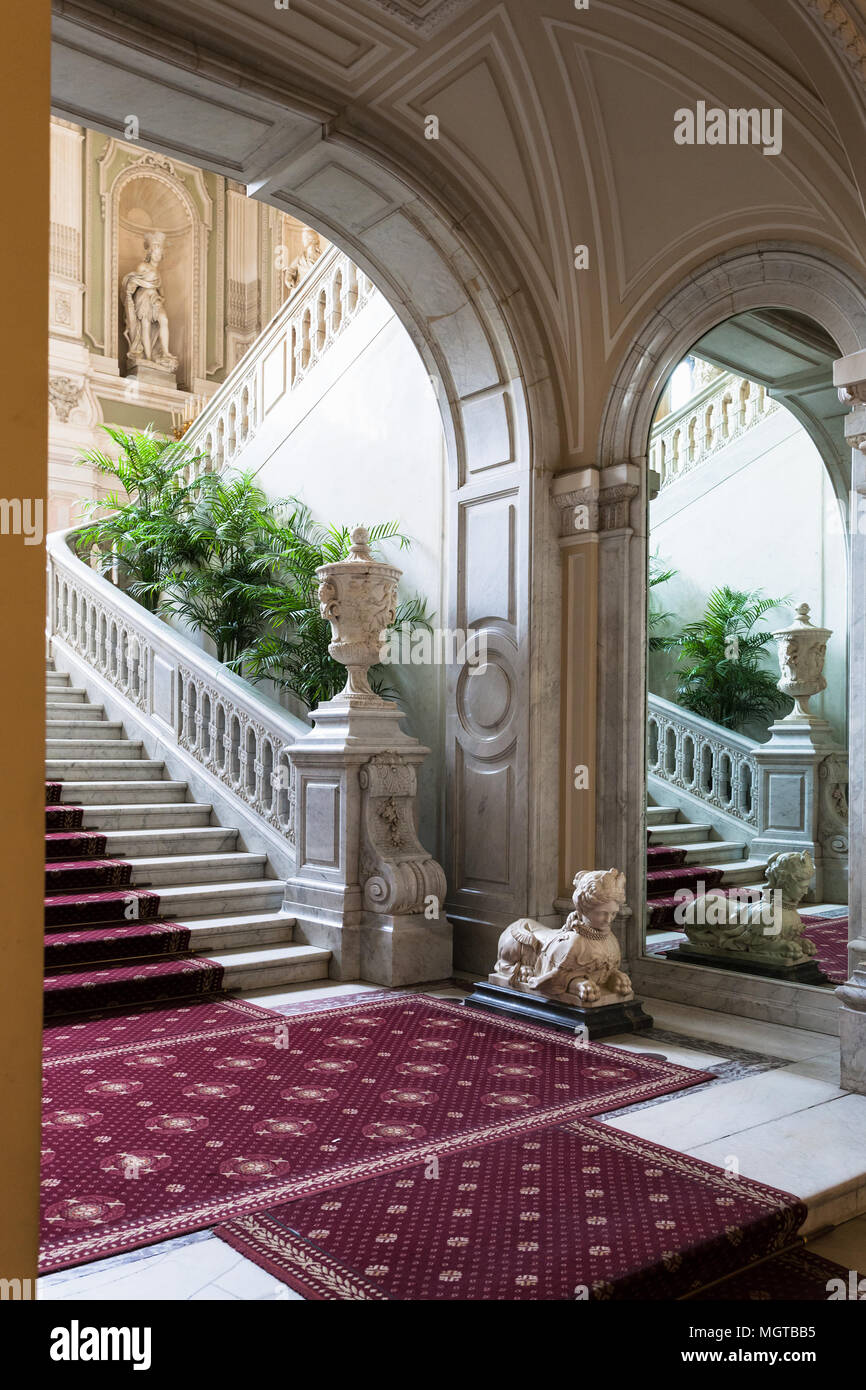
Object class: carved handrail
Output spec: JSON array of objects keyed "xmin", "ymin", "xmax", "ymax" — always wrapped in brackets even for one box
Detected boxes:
[
  {"xmin": 650, "ymin": 371, "xmax": 778, "ymax": 490},
  {"xmin": 647, "ymin": 693, "xmax": 761, "ymax": 826},
  {"xmin": 46, "ymin": 526, "xmax": 309, "ymax": 849},
  {"xmin": 179, "ymin": 244, "xmax": 376, "ymax": 477}
]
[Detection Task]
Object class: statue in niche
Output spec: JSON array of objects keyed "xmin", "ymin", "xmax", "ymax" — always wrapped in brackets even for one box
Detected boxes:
[
  {"xmin": 492, "ymin": 867, "xmax": 632, "ymax": 1006},
  {"xmin": 284, "ymin": 227, "xmax": 323, "ymax": 290},
  {"xmin": 121, "ymin": 230, "xmax": 178, "ymax": 371},
  {"xmin": 681, "ymin": 849, "xmax": 817, "ymax": 968}
]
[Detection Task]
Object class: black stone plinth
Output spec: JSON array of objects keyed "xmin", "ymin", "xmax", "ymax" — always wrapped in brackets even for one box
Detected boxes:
[
  {"xmin": 462, "ymin": 981, "xmax": 653, "ymax": 1039},
  {"xmin": 665, "ymin": 947, "xmax": 829, "ymax": 985}
]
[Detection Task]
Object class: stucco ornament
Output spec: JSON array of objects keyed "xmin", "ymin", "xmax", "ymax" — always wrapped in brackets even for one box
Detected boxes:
[
  {"xmin": 682, "ymin": 849, "xmax": 817, "ymax": 968},
  {"xmin": 122, "ymin": 230, "xmax": 178, "ymax": 371},
  {"xmin": 492, "ymin": 868, "xmax": 631, "ymax": 1006},
  {"xmin": 316, "ymin": 526, "xmax": 399, "ymax": 705},
  {"xmin": 773, "ymin": 604, "xmax": 831, "ymax": 718}
]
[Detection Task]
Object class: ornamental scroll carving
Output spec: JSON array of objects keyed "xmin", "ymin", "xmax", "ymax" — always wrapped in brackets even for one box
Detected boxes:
[{"xmin": 358, "ymin": 752, "xmax": 446, "ymax": 916}]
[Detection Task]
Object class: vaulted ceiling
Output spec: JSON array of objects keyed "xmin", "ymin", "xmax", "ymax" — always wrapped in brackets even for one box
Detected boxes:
[{"xmin": 52, "ymin": 0, "xmax": 866, "ymax": 466}]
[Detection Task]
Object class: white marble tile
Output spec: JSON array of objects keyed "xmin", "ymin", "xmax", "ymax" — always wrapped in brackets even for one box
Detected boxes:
[
  {"xmin": 683, "ymin": 1092, "xmax": 866, "ymax": 1234},
  {"xmin": 641, "ymin": 995, "xmax": 839, "ymax": 1061},
  {"xmin": 605, "ymin": 1063, "xmax": 845, "ymax": 1150},
  {"xmin": 604, "ymin": 1034, "xmax": 727, "ymax": 1071},
  {"xmin": 39, "ymin": 1232, "xmax": 259, "ymax": 1301}
]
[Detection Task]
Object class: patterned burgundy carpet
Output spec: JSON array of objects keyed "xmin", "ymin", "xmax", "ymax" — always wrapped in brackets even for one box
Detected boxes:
[
  {"xmin": 39, "ymin": 993, "xmax": 713, "ymax": 1272},
  {"xmin": 42, "ymin": 781, "xmax": 221, "ymax": 1015},
  {"xmin": 214, "ymin": 1118, "xmax": 806, "ymax": 1301},
  {"xmin": 691, "ymin": 1247, "xmax": 863, "ymax": 1301},
  {"xmin": 799, "ymin": 915, "xmax": 849, "ymax": 985}
]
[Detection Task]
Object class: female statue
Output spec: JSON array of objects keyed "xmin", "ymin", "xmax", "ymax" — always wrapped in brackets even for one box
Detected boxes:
[{"xmin": 122, "ymin": 230, "xmax": 178, "ymax": 370}]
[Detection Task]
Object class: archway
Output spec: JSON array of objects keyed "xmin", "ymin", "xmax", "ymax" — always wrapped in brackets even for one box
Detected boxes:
[
  {"xmin": 597, "ymin": 244, "xmax": 866, "ymax": 1031},
  {"xmin": 50, "ymin": 18, "xmax": 564, "ymax": 974}
]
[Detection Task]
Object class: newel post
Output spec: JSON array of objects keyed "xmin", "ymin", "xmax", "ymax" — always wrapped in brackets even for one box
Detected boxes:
[{"xmin": 283, "ymin": 527, "xmax": 452, "ymax": 985}]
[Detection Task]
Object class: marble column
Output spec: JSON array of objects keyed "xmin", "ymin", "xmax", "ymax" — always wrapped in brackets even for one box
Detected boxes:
[
  {"xmin": 551, "ymin": 472, "xmax": 599, "ymax": 904},
  {"xmin": 594, "ymin": 463, "xmax": 644, "ymax": 969},
  {"xmin": 832, "ymin": 351, "xmax": 866, "ymax": 1092}
]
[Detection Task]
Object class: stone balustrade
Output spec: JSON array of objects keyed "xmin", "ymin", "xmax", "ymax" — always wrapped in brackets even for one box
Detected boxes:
[
  {"xmin": 648, "ymin": 693, "xmax": 848, "ymax": 902},
  {"xmin": 179, "ymin": 245, "xmax": 375, "ymax": 478},
  {"xmin": 648, "ymin": 693, "xmax": 760, "ymax": 825},
  {"xmin": 47, "ymin": 526, "xmax": 309, "ymax": 878},
  {"xmin": 650, "ymin": 371, "xmax": 778, "ymax": 490}
]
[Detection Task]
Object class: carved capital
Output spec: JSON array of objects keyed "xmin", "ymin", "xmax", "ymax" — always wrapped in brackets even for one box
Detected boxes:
[
  {"xmin": 599, "ymin": 484, "xmax": 639, "ymax": 531},
  {"xmin": 551, "ymin": 486, "xmax": 599, "ymax": 538}
]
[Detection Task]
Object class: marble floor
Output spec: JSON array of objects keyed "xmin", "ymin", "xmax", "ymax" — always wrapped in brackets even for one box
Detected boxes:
[{"xmin": 38, "ymin": 979, "xmax": 866, "ymax": 1301}]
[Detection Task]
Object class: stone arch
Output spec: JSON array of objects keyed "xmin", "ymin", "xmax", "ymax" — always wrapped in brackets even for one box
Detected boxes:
[
  {"xmin": 249, "ymin": 153, "xmax": 562, "ymax": 969},
  {"xmin": 595, "ymin": 243, "xmax": 866, "ymax": 976},
  {"xmin": 49, "ymin": 24, "xmax": 564, "ymax": 972}
]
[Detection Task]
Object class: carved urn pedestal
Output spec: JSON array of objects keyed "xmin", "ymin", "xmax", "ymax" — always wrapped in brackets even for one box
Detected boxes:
[
  {"xmin": 464, "ymin": 979, "xmax": 652, "ymax": 1040},
  {"xmin": 750, "ymin": 604, "xmax": 843, "ymax": 904},
  {"xmin": 282, "ymin": 527, "xmax": 452, "ymax": 986}
]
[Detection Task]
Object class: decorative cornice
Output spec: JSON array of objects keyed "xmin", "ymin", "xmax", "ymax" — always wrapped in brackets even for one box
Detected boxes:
[{"xmin": 804, "ymin": 0, "xmax": 866, "ymax": 82}]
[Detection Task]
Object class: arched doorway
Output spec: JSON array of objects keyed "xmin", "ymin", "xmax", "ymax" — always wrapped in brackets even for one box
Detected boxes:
[
  {"xmin": 598, "ymin": 245, "xmax": 866, "ymax": 1032},
  {"xmin": 50, "ymin": 18, "xmax": 564, "ymax": 974}
]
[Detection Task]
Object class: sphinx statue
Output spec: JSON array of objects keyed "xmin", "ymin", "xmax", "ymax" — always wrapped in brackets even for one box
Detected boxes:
[
  {"xmin": 680, "ymin": 849, "xmax": 817, "ymax": 969},
  {"xmin": 491, "ymin": 867, "xmax": 632, "ymax": 1007}
]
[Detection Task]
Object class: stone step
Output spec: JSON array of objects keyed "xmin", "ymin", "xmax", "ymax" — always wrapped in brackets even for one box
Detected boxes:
[
  {"xmin": 45, "ymin": 758, "xmax": 166, "ymax": 782},
  {"xmin": 149, "ymin": 880, "xmax": 286, "ymax": 918},
  {"xmin": 45, "ymin": 720, "xmax": 124, "ymax": 740},
  {"xmin": 46, "ymin": 738, "xmax": 144, "ymax": 760},
  {"xmin": 58, "ymin": 780, "xmax": 191, "ymax": 805},
  {"xmin": 680, "ymin": 840, "xmax": 748, "ymax": 866},
  {"xmin": 717, "ymin": 858, "xmax": 768, "ymax": 888},
  {"xmin": 123, "ymin": 851, "xmax": 267, "ymax": 887},
  {"xmin": 646, "ymin": 805, "xmax": 678, "ymax": 827},
  {"xmin": 44, "ymin": 688, "xmax": 88, "ymax": 703},
  {"xmin": 648, "ymin": 822, "xmax": 714, "ymax": 846},
  {"xmin": 78, "ymin": 802, "xmax": 214, "ymax": 829},
  {"xmin": 46, "ymin": 672, "xmax": 71, "ymax": 686},
  {"xmin": 178, "ymin": 910, "xmax": 296, "ymax": 952},
  {"xmin": 210, "ymin": 943, "xmax": 331, "ymax": 990},
  {"xmin": 45, "ymin": 702, "xmax": 107, "ymax": 721},
  {"xmin": 96, "ymin": 826, "xmax": 239, "ymax": 857}
]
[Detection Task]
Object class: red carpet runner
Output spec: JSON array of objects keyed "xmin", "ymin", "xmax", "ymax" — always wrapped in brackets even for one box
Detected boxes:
[
  {"xmin": 43, "ymin": 782, "xmax": 223, "ymax": 1015},
  {"xmin": 214, "ymin": 1119, "xmax": 805, "ymax": 1301},
  {"xmin": 646, "ymin": 844, "xmax": 726, "ymax": 928},
  {"xmin": 39, "ymin": 993, "xmax": 712, "ymax": 1272}
]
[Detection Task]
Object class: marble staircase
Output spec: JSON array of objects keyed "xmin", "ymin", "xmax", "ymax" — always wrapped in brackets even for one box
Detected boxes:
[
  {"xmin": 647, "ymin": 796, "xmax": 767, "ymax": 888},
  {"xmin": 646, "ymin": 792, "xmax": 767, "ymax": 932},
  {"xmin": 45, "ymin": 657, "xmax": 331, "ymax": 995}
]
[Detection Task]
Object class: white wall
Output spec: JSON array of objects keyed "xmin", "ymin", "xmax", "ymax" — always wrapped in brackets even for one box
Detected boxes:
[
  {"xmin": 252, "ymin": 300, "xmax": 447, "ymax": 858},
  {"xmin": 649, "ymin": 404, "xmax": 848, "ymax": 743}
]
